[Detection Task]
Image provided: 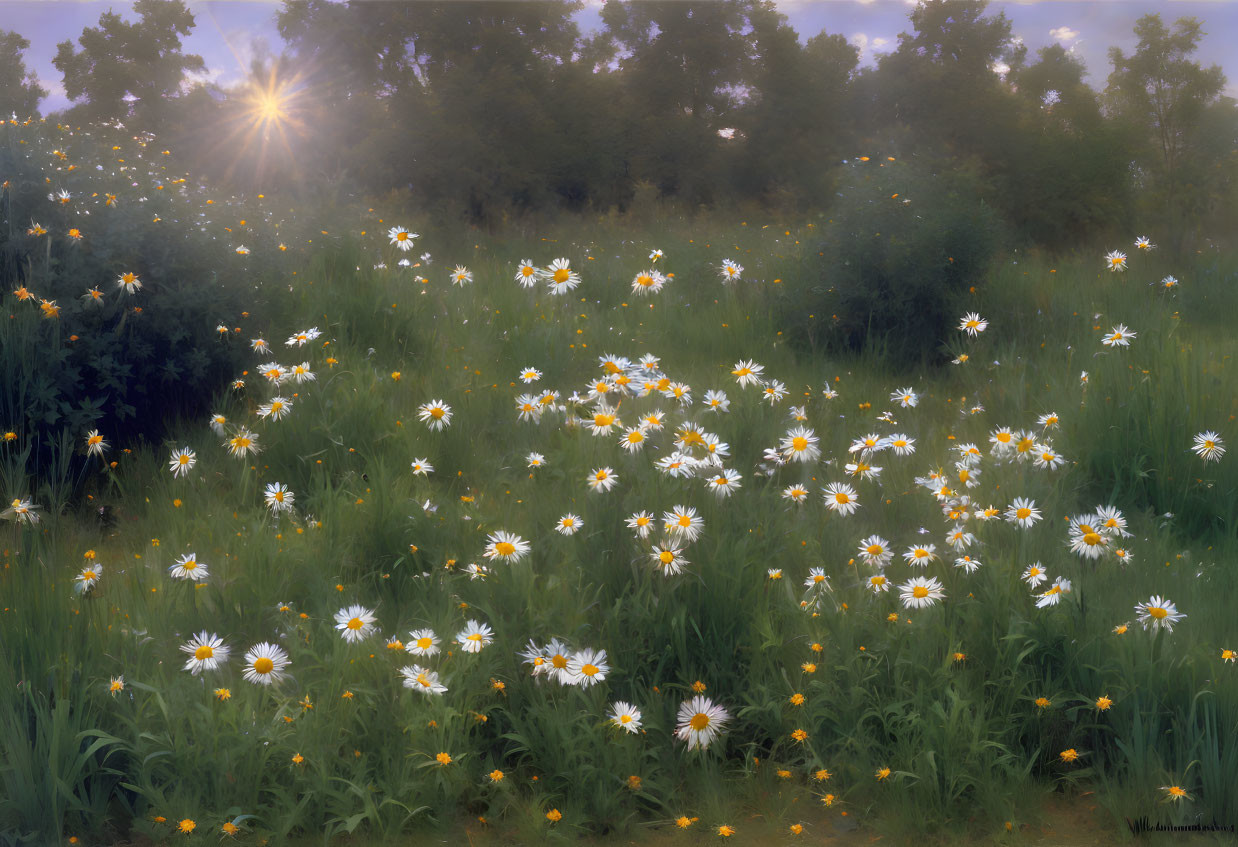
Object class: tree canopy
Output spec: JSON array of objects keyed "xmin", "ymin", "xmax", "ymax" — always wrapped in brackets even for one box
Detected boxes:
[{"xmin": 27, "ymin": 0, "xmax": 1238, "ymax": 250}]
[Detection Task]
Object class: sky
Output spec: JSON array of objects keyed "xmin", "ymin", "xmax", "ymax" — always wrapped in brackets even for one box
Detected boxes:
[{"xmin": 6, "ymin": 0, "xmax": 1238, "ymax": 112}]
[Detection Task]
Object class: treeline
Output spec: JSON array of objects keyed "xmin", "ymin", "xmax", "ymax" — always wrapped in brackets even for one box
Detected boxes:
[{"xmin": 5, "ymin": 0, "xmax": 1238, "ymax": 250}]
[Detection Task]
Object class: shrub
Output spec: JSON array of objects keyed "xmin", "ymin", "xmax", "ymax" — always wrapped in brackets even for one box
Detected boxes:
[
  {"xmin": 0, "ymin": 120, "xmax": 268, "ymax": 506},
  {"xmin": 779, "ymin": 159, "xmax": 1002, "ymax": 366}
]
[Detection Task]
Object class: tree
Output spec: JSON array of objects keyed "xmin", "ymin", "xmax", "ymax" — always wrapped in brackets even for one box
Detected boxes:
[
  {"xmin": 53, "ymin": 0, "xmax": 205, "ymax": 129},
  {"xmin": 598, "ymin": 0, "xmax": 753, "ymax": 203},
  {"xmin": 731, "ymin": 3, "xmax": 858, "ymax": 207},
  {"xmin": 1105, "ymin": 15, "xmax": 1228, "ymax": 247},
  {"xmin": 0, "ymin": 31, "xmax": 47, "ymax": 117}
]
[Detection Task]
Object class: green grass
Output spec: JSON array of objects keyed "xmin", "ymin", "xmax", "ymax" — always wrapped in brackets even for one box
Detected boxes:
[{"xmin": 1, "ymin": 121, "xmax": 1237, "ymax": 845}]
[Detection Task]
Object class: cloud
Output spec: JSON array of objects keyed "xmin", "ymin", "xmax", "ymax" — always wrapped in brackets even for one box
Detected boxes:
[
  {"xmin": 872, "ymin": 37, "xmax": 889, "ymax": 49},
  {"xmin": 1049, "ymin": 26, "xmax": 1080, "ymax": 44}
]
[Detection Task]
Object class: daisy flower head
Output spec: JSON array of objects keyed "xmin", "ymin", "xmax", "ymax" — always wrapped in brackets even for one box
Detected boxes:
[
  {"xmin": 541, "ymin": 639, "xmax": 575, "ymax": 684},
  {"xmin": 849, "ymin": 433, "xmax": 889, "ymax": 458},
  {"xmin": 519, "ymin": 366, "xmax": 542, "ymax": 383},
  {"xmin": 762, "ymin": 380, "xmax": 788, "ymax": 405},
  {"xmin": 866, "ymin": 573, "xmax": 891, "ymax": 593},
  {"xmin": 388, "ymin": 226, "xmax": 418, "ymax": 251},
  {"xmin": 566, "ymin": 648, "xmax": 609, "ymax": 687},
  {"xmin": 1134, "ymin": 236, "xmax": 1155, "ymax": 251},
  {"xmin": 675, "ymin": 696, "xmax": 731, "ymax": 750},
  {"xmin": 258, "ymin": 362, "xmax": 289, "ymax": 385},
  {"xmin": 410, "ymin": 457, "xmax": 434, "ymax": 476},
  {"xmin": 626, "ymin": 511, "xmax": 655, "ymax": 538},
  {"xmin": 1192, "ymin": 431, "xmax": 1225, "ymax": 463},
  {"xmin": 650, "ymin": 544, "xmax": 688, "ymax": 576},
  {"xmin": 954, "ymin": 555, "xmax": 982, "ymax": 573},
  {"xmin": 1005, "ymin": 497, "xmax": 1042, "ymax": 528},
  {"xmin": 450, "ymin": 265, "xmax": 473, "ymax": 286},
  {"xmin": 169, "ymin": 553, "xmax": 208, "ymax": 581},
  {"xmin": 527, "ymin": 452, "xmax": 546, "ymax": 468},
  {"xmin": 663, "ymin": 505, "xmax": 704, "ymax": 541},
  {"xmin": 782, "ymin": 484, "xmax": 810, "ymax": 504},
  {"xmin": 649, "ymin": 248, "xmax": 664, "ymax": 262},
  {"xmin": 1104, "ymin": 250, "xmax": 1127, "ymax": 272},
  {"xmin": 631, "ymin": 269, "xmax": 666, "ymax": 295},
  {"xmin": 484, "ymin": 530, "xmax": 530, "ymax": 563},
  {"xmin": 285, "ymin": 327, "xmax": 321, "ymax": 347},
  {"xmin": 290, "ymin": 362, "xmax": 315, "ymax": 383},
  {"xmin": 1136, "ymin": 595, "xmax": 1185, "ymax": 633},
  {"xmin": 731, "ymin": 359, "xmax": 764, "ymax": 388},
  {"xmin": 703, "ymin": 389, "xmax": 730, "ymax": 413},
  {"xmin": 257, "ymin": 397, "xmax": 292, "ymax": 421},
  {"xmin": 75, "ymin": 564, "xmax": 103, "ymax": 594},
  {"xmin": 1102, "ymin": 324, "xmax": 1136, "ymax": 347},
  {"xmin": 1069, "ymin": 526, "xmax": 1110, "ymax": 560},
  {"xmin": 235, "ymin": 245, "xmax": 250, "ymax": 255},
  {"xmin": 1037, "ymin": 412, "xmax": 1060, "ymax": 430},
  {"xmin": 823, "ymin": 483, "xmax": 860, "ymax": 516},
  {"xmin": 781, "ymin": 426, "xmax": 820, "ymax": 463},
  {"xmin": 899, "ymin": 575, "xmax": 946, "ymax": 609},
  {"xmin": 335, "ymin": 605, "xmax": 377, "ymax": 643},
  {"xmin": 1033, "ymin": 445, "xmax": 1066, "ymax": 470},
  {"xmin": 887, "ymin": 434, "xmax": 915, "ymax": 456},
  {"xmin": 958, "ymin": 313, "xmax": 988, "ymax": 336},
  {"xmin": 401, "ymin": 664, "xmax": 447, "ymax": 695},
  {"xmin": 1036, "ymin": 577, "xmax": 1073, "ymax": 607},
  {"xmin": 610, "ymin": 701, "xmax": 643, "ymax": 733},
  {"xmin": 115, "ymin": 270, "xmax": 144, "ymax": 295},
  {"xmin": 587, "ymin": 466, "xmax": 619, "ymax": 493},
  {"xmin": 1, "ymin": 497, "xmax": 41, "ymax": 525},
  {"xmin": 891, "ymin": 387, "xmax": 918, "ymax": 408},
  {"xmin": 457, "ymin": 619, "xmax": 494, "ymax": 653},
  {"xmin": 225, "ymin": 428, "xmax": 260, "ymax": 458},
  {"xmin": 902, "ymin": 544, "xmax": 938, "ymax": 567},
  {"xmin": 242, "ymin": 642, "xmax": 290, "ymax": 685},
  {"xmin": 180, "ymin": 631, "xmax": 230, "ymax": 675},
  {"xmin": 804, "ymin": 567, "xmax": 830, "ymax": 590},
  {"xmin": 857, "ymin": 535, "xmax": 893, "ymax": 568},
  {"xmin": 514, "ymin": 259, "xmax": 539, "ymax": 288},
  {"xmin": 417, "ymin": 399, "xmax": 453, "ymax": 431},
  {"xmin": 1025, "ymin": 562, "xmax": 1044, "ymax": 589},
  {"xmin": 555, "ymin": 513, "xmax": 581, "ymax": 535},
  {"xmin": 618, "ymin": 426, "xmax": 647, "ymax": 452},
  {"xmin": 406, "ymin": 629, "xmax": 440, "ymax": 657},
  {"xmin": 543, "ymin": 258, "xmax": 580, "ymax": 295},
  {"xmin": 84, "ymin": 429, "xmax": 108, "ymax": 458},
  {"xmin": 706, "ymin": 468, "xmax": 742, "ymax": 498},
  {"xmin": 719, "ymin": 259, "xmax": 743, "ymax": 283},
  {"xmin": 263, "ymin": 482, "xmax": 295, "ymax": 513},
  {"xmin": 1159, "ymin": 275, "xmax": 1179, "ymax": 290},
  {"xmin": 1095, "ymin": 505, "xmax": 1131, "ymax": 537}
]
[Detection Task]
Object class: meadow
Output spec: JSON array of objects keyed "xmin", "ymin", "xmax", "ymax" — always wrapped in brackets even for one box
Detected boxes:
[{"xmin": 1, "ymin": 118, "xmax": 1237, "ymax": 846}]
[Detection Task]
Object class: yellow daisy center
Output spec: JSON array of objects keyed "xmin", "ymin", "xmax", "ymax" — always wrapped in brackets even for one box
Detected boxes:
[
  {"xmin": 792, "ymin": 437, "xmax": 808, "ymax": 451},
  {"xmin": 1148, "ymin": 606, "xmax": 1168, "ymax": 619},
  {"xmin": 913, "ymin": 586, "xmax": 928, "ymax": 598},
  {"xmin": 253, "ymin": 657, "xmax": 274, "ymax": 674},
  {"xmin": 417, "ymin": 637, "xmax": 433, "ymax": 649},
  {"xmin": 582, "ymin": 664, "xmax": 599, "ymax": 676},
  {"xmin": 689, "ymin": 713, "xmax": 711, "ymax": 731},
  {"xmin": 194, "ymin": 645, "xmax": 214, "ymax": 660},
  {"xmin": 553, "ymin": 267, "xmax": 570, "ymax": 283},
  {"xmin": 495, "ymin": 542, "xmax": 516, "ymax": 556}
]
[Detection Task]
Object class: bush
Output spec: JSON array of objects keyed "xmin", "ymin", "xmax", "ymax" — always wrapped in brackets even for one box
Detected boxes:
[
  {"xmin": 779, "ymin": 159, "xmax": 1002, "ymax": 366},
  {"xmin": 0, "ymin": 120, "xmax": 269, "ymax": 506}
]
